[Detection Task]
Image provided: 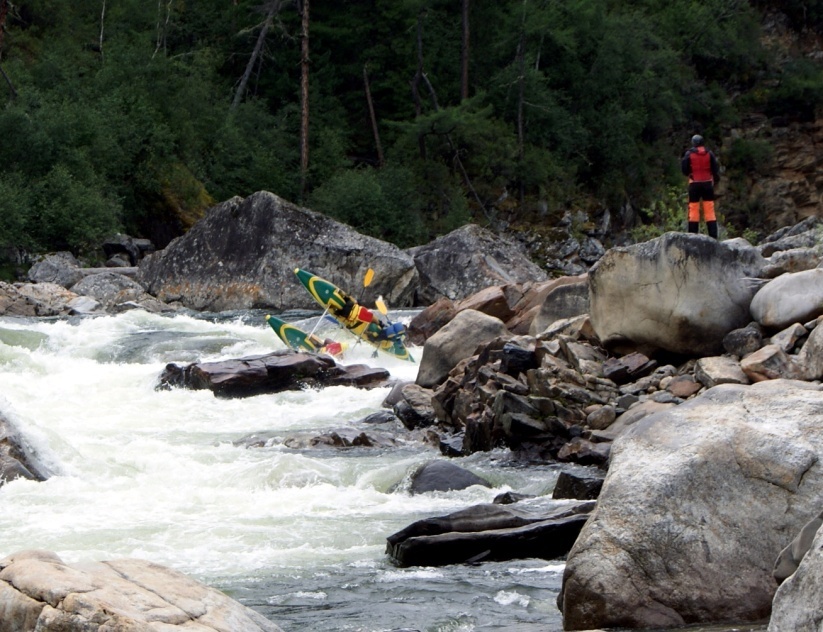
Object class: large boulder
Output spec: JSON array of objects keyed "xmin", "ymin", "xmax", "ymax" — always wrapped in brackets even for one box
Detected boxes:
[
  {"xmin": 588, "ymin": 232, "xmax": 766, "ymax": 356},
  {"xmin": 0, "ymin": 549, "xmax": 282, "ymax": 631},
  {"xmin": 416, "ymin": 309, "xmax": 511, "ymax": 388},
  {"xmin": 27, "ymin": 252, "xmax": 84, "ymax": 288},
  {"xmin": 560, "ymin": 379, "xmax": 823, "ymax": 630},
  {"xmin": 138, "ymin": 191, "xmax": 418, "ymax": 311},
  {"xmin": 407, "ymin": 224, "xmax": 547, "ymax": 304},
  {"xmin": 750, "ymin": 268, "xmax": 823, "ymax": 330}
]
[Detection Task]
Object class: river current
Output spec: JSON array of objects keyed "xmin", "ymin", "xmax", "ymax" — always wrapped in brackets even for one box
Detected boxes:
[{"xmin": 0, "ymin": 309, "xmax": 569, "ymax": 631}]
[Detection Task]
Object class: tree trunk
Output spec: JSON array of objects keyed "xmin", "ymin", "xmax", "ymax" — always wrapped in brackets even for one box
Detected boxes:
[
  {"xmin": 461, "ymin": 0, "xmax": 470, "ymax": 101},
  {"xmin": 421, "ymin": 75, "xmax": 491, "ymax": 224},
  {"xmin": 99, "ymin": 0, "xmax": 106, "ymax": 60},
  {"xmin": 516, "ymin": 3, "xmax": 526, "ymax": 208},
  {"xmin": 412, "ymin": 7, "xmax": 490, "ymax": 223},
  {"xmin": 0, "ymin": 65, "xmax": 16, "ymax": 99},
  {"xmin": 0, "ymin": 0, "xmax": 16, "ymax": 99},
  {"xmin": 0, "ymin": 0, "xmax": 8, "ymax": 53},
  {"xmin": 411, "ymin": 12, "xmax": 426, "ymax": 160},
  {"xmin": 231, "ymin": 2, "xmax": 278, "ymax": 111},
  {"xmin": 299, "ymin": 0, "xmax": 310, "ymax": 202},
  {"xmin": 153, "ymin": 0, "xmax": 173, "ymax": 59},
  {"xmin": 363, "ymin": 64, "xmax": 384, "ymax": 167}
]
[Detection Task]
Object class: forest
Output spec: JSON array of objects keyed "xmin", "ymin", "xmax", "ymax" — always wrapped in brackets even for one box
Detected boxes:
[{"xmin": 0, "ymin": 0, "xmax": 821, "ymax": 267}]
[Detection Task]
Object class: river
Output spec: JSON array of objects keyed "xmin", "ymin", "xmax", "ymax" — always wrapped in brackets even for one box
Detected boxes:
[{"xmin": 0, "ymin": 309, "xmax": 571, "ymax": 631}]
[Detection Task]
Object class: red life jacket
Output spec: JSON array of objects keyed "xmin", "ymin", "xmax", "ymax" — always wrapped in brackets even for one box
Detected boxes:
[{"xmin": 688, "ymin": 147, "xmax": 713, "ymax": 182}]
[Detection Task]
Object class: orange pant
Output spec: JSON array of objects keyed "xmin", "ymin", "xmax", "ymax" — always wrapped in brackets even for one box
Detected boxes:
[
  {"xmin": 688, "ymin": 200, "xmax": 716, "ymax": 222},
  {"xmin": 688, "ymin": 180, "xmax": 716, "ymax": 222}
]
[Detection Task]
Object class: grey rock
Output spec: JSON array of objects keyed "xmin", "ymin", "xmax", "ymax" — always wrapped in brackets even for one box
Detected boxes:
[
  {"xmin": 139, "ymin": 191, "xmax": 417, "ymax": 311},
  {"xmin": 11, "ymin": 282, "xmax": 78, "ymax": 317},
  {"xmin": 579, "ymin": 237, "xmax": 606, "ymax": 264},
  {"xmin": 0, "ymin": 550, "xmax": 283, "ymax": 631},
  {"xmin": 408, "ymin": 460, "xmax": 491, "ymax": 494},
  {"xmin": 416, "ymin": 310, "xmax": 510, "ymax": 388},
  {"xmin": 561, "ymin": 380, "xmax": 823, "ymax": 630},
  {"xmin": 770, "ymin": 322, "xmax": 808, "ymax": 352},
  {"xmin": 0, "ymin": 415, "xmax": 49, "ymax": 486},
  {"xmin": 27, "ymin": 252, "xmax": 84, "ymax": 288},
  {"xmin": 393, "ymin": 384, "xmax": 436, "ymax": 429},
  {"xmin": 795, "ymin": 322, "xmax": 823, "ymax": 381},
  {"xmin": 589, "ymin": 232, "xmax": 766, "ymax": 356},
  {"xmin": 528, "ymin": 280, "xmax": 590, "ymax": 336},
  {"xmin": 694, "ymin": 356, "xmax": 750, "ymax": 388},
  {"xmin": 157, "ymin": 350, "xmax": 390, "ymax": 397},
  {"xmin": 740, "ymin": 344, "xmax": 800, "ymax": 382},
  {"xmin": 586, "ymin": 405, "xmax": 616, "ymax": 431},
  {"xmin": 759, "ymin": 221, "xmax": 822, "ymax": 256},
  {"xmin": 751, "ymin": 268, "xmax": 823, "ymax": 329},
  {"xmin": 762, "ymin": 246, "xmax": 823, "ymax": 278},
  {"xmin": 769, "ymin": 513, "xmax": 823, "ymax": 631},
  {"xmin": 553, "ymin": 469, "xmax": 605, "ymax": 500},
  {"xmin": 723, "ymin": 324, "xmax": 764, "ymax": 358},
  {"xmin": 773, "ymin": 509, "xmax": 823, "ymax": 585},
  {"xmin": 66, "ymin": 295, "xmax": 102, "ymax": 315},
  {"xmin": 407, "ymin": 224, "xmax": 547, "ymax": 304},
  {"xmin": 590, "ymin": 400, "xmax": 677, "ymax": 443},
  {"xmin": 759, "ymin": 216, "xmax": 821, "ymax": 247},
  {"xmin": 386, "ymin": 498, "xmax": 594, "ymax": 566},
  {"xmin": 70, "ymin": 271, "xmax": 153, "ymax": 313},
  {"xmin": 102, "ymin": 233, "xmax": 144, "ymax": 266}
]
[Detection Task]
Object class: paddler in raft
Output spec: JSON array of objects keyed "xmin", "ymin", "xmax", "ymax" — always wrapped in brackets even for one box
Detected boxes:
[
  {"xmin": 337, "ymin": 295, "xmax": 407, "ymax": 343},
  {"xmin": 315, "ymin": 338, "xmax": 346, "ymax": 356}
]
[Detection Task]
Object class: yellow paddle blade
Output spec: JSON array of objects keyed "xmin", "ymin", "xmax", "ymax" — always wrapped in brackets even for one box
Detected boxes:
[
  {"xmin": 375, "ymin": 296, "xmax": 388, "ymax": 315},
  {"xmin": 363, "ymin": 268, "xmax": 375, "ymax": 287}
]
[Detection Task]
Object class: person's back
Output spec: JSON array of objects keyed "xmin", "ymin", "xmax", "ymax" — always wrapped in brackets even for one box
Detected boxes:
[
  {"xmin": 681, "ymin": 134, "xmax": 720, "ymax": 239},
  {"xmin": 686, "ymin": 146, "xmax": 714, "ymax": 182}
]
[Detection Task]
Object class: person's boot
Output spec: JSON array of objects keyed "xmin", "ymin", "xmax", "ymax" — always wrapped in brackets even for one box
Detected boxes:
[
  {"xmin": 688, "ymin": 221, "xmax": 699, "ymax": 233},
  {"xmin": 707, "ymin": 220, "xmax": 718, "ymax": 239}
]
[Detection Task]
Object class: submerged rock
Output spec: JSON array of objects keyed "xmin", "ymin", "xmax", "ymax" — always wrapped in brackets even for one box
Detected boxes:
[
  {"xmin": 157, "ymin": 349, "xmax": 390, "ymax": 397},
  {"xmin": 407, "ymin": 460, "xmax": 491, "ymax": 494},
  {"xmin": 0, "ymin": 414, "xmax": 48, "ymax": 486}
]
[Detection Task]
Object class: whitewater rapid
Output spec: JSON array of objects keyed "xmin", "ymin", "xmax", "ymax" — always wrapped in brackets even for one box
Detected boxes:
[{"xmin": 0, "ymin": 309, "xmax": 565, "ymax": 631}]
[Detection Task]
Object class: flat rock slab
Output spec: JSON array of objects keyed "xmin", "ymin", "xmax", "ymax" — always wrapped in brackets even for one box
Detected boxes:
[
  {"xmin": 157, "ymin": 349, "xmax": 390, "ymax": 397},
  {"xmin": 0, "ymin": 549, "xmax": 283, "ymax": 631},
  {"xmin": 386, "ymin": 499, "xmax": 594, "ymax": 567}
]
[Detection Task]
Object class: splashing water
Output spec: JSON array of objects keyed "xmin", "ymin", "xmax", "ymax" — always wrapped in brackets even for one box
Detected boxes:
[{"xmin": 0, "ymin": 309, "xmax": 566, "ymax": 631}]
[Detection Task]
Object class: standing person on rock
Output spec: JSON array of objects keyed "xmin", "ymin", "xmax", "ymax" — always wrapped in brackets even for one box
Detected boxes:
[{"xmin": 681, "ymin": 134, "xmax": 721, "ymax": 239}]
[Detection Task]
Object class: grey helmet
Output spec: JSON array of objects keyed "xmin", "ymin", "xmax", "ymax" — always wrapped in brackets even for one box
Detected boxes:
[{"xmin": 691, "ymin": 134, "xmax": 704, "ymax": 147}]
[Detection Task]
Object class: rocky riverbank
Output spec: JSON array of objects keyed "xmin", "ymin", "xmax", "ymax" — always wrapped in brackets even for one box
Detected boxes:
[{"xmin": 3, "ymin": 191, "xmax": 823, "ymax": 630}]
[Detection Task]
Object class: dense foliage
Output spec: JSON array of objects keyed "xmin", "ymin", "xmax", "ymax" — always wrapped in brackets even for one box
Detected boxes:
[{"xmin": 0, "ymin": 0, "xmax": 820, "ymax": 258}]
